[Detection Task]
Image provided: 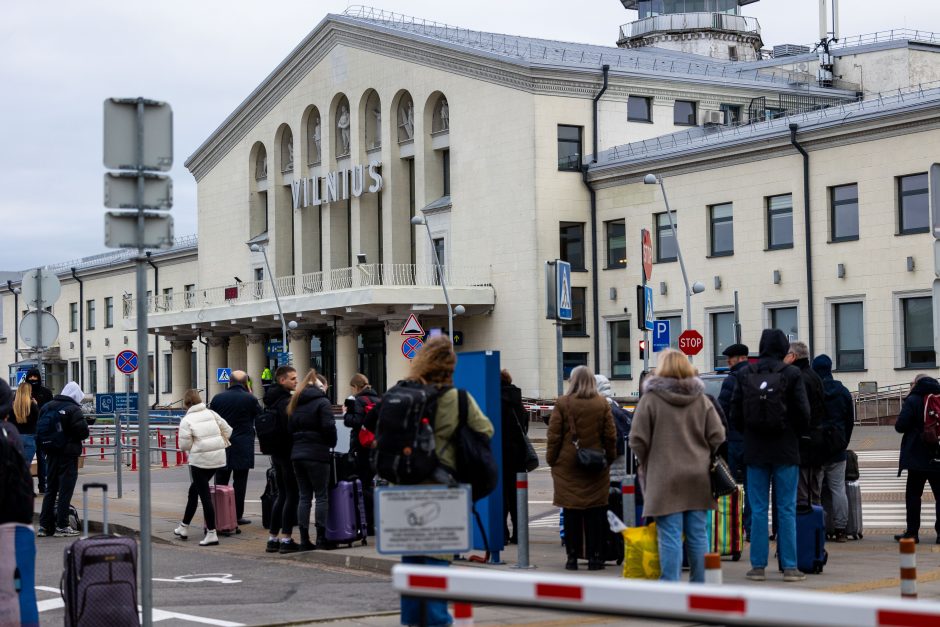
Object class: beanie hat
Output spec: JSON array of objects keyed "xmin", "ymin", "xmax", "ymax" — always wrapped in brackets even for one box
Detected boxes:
[{"xmin": 811, "ymin": 354, "xmax": 833, "ymax": 377}]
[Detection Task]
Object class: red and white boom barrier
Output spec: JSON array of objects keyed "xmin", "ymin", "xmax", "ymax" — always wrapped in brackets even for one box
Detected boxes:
[{"xmin": 392, "ymin": 565, "xmax": 940, "ymax": 627}]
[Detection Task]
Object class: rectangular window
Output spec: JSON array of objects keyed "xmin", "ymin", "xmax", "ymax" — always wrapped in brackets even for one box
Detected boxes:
[
  {"xmin": 191, "ymin": 351, "xmax": 198, "ymax": 390},
  {"xmin": 609, "ymin": 321, "xmax": 631, "ymax": 379},
  {"xmin": 656, "ymin": 212, "xmax": 677, "ymax": 262},
  {"xmin": 661, "ymin": 315, "xmax": 683, "ymax": 351},
  {"xmin": 728, "ymin": 45, "xmax": 738, "ymax": 61},
  {"xmin": 560, "ymin": 222, "xmax": 585, "ymax": 270},
  {"xmin": 433, "ymin": 237, "xmax": 446, "ymax": 285},
  {"xmin": 163, "ymin": 353, "xmax": 173, "ymax": 394},
  {"xmin": 86, "ymin": 300, "xmax": 95, "ymax": 330},
  {"xmin": 564, "ymin": 287, "xmax": 587, "ymax": 337},
  {"xmin": 557, "ymin": 125, "xmax": 582, "ymax": 171},
  {"xmin": 70, "ymin": 361, "xmax": 80, "ymax": 384},
  {"xmin": 902, "ymin": 297, "xmax": 936, "ymax": 368},
  {"xmin": 831, "ymin": 183, "xmax": 859, "ymax": 242},
  {"xmin": 442, "ymin": 149, "xmax": 451, "ymax": 196},
  {"xmin": 771, "ymin": 306, "xmax": 799, "ymax": 341},
  {"xmin": 628, "ymin": 96, "xmax": 652, "ymax": 122},
  {"xmin": 709, "ymin": 203, "xmax": 734, "ymax": 256},
  {"xmin": 674, "ymin": 100, "xmax": 697, "ymax": 126},
  {"xmin": 899, "ymin": 173, "xmax": 929, "ymax": 235},
  {"xmin": 720, "ymin": 104, "xmax": 742, "ymax": 125},
  {"xmin": 834, "ymin": 302, "xmax": 865, "ymax": 370},
  {"xmin": 184, "ymin": 284, "xmax": 195, "ymax": 308},
  {"xmin": 87, "ymin": 359, "xmax": 98, "ymax": 395},
  {"xmin": 148, "ymin": 354, "xmax": 155, "ymax": 395},
  {"xmin": 106, "ymin": 358, "xmax": 116, "ymax": 393},
  {"xmin": 69, "ymin": 302, "xmax": 78, "ymax": 333},
  {"xmin": 605, "ymin": 219, "xmax": 626, "ymax": 268},
  {"xmin": 104, "ymin": 297, "xmax": 114, "ymax": 328},
  {"xmin": 162, "ymin": 287, "xmax": 174, "ymax": 310},
  {"xmin": 711, "ymin": 311, "xmax": 735, "ymax": 370},
  {"xmin": 562, "ymin": 352, "xmax": 589, "ymax": 379},
  {"xmin": 767, "ymin": 194, "xmax": 794, "ymax": 249}
]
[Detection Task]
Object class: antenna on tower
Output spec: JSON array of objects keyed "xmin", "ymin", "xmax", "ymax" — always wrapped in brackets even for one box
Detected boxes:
[{"xmin": 815, "ymin": 0, "xmax": 839, "ymax": 87}]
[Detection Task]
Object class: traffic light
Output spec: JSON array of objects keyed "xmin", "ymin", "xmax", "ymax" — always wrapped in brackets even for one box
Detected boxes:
[{"xmin": 638, "ymin": 339, "xmax": 647, "ymax": 360}]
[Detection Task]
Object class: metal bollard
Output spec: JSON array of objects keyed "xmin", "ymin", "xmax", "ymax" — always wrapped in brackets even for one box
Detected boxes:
[
  {"xmin": 160, "ymin": 434, "xmax": 168, "ymax": 469},
  {"xmin": 114, "ymin": 414, "xmax": 123, "ymax": 498},
  {"xmin": 900, "ymin": 538, "xmax": 917, "ymax": 599},
  {"xmin": 453, "ymin": 602, "xmax": 473, "ymax": 626},
  {"xmin": 131, "ymin": 437, "xmax": 138, "ymax": 472},
  {"xmin": 175, "ymin": 431, "xmax": 182, "ymax": 466},
  {"xmin": 513, "ymin": 472, "xmax": 535, "ymax": 569},
  {"xmin": 621, "ymin": 477, "xmax": 636, "ymax": 528},
  {"xmin": 705, "ymin": 553, "xmax": 722, "ymax": 585}
]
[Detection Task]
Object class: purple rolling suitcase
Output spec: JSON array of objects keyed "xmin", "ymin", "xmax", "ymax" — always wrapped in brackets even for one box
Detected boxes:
[
  {"xmin": 326, "ymin": 479, "xmax": 368, "ymax": 547},
  {"xmin": 62, "ymin": 483, "xmax": 139, "ymax": 627}
]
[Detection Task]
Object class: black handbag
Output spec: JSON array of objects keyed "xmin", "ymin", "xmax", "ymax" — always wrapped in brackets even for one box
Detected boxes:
[
  {"xmin": 710, "ymin": 453, "xmax": 737, "ymax": 499},
  {"xmin": 514, "ymin": 410, "xmax": 540, "ymax": 472},
  {"xmin": 566, "ymin": 412, "xmax": 607, "ymax": 473}
]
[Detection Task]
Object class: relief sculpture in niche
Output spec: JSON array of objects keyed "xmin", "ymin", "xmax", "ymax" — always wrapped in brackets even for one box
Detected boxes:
[
  {"xmin": 311, "ymin": 118, "xmax": 321, "ymax": 163},
  {"xmin": 337, "ymin": 105, "xmax": 351, "ymax": 155},
  {"xmin": 398, "ymin": 100, "xmax": 414, "ymax": 140}
]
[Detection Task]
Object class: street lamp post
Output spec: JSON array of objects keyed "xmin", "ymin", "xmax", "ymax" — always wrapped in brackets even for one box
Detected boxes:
[
  {"xmin": 411, "ymin": 215, "xmax": 464, "ymax": 340},
  {"xmin": 643, "ymin": 174, "xmax": 705, "ymax": 337},
  {"xmin": 249, "ymin": 243, "xmax": 295, "ymax": 364}
]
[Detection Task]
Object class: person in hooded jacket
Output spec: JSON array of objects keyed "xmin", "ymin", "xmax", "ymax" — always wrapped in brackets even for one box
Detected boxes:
[
  {"xmin": 290, "ymin": 369, "xmax": 338, "ymax": 550},
  {"xmin": 25, "ymin": 368, "xmax": 52, "ymax": 493},
  {"xmin": 500, "ymin": 369, "xmax": 530, "ymax": 544},
  {"xmin": 210, "ymin": 370, "xmax": 261, "ymax": 526},
  {"xmin": 38, "ymin": 382, "xmax": 89, "ymax": 537},
  {"xmin": 630, "ymin": 350, "xmax": 725, "ymax": 583},
  {"xmin": 595, "ymin": 374, "xmax": 633, "ymax": 484},
  {"xmin": 812, "ymin": 354, "xmax": 855, "ymax": 543},
  {"xmin": 784, "ymin": 341, "xmax": 828, "ymax": 508},
  {"xmin": 731, "ymin": 329, "xmax": 810, "ymax": 582},
  {"xmin": 343, "ymin": 373, "xmax": 381, "ymax": 535},
  {"xmin": 263, "ymin": 366, "xmax": 301, "ymax": 553},
  {"xmin": 175, "ymin": 389, "xmax": 233, "ymax": 547},
  {"xmin": 894, "ymin": 374, "xmax": 940, "ymax": 544}
]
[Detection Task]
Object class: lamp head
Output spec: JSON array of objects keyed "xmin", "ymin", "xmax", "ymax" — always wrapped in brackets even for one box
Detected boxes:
[
  {"xmin": 454, "ymin": 305, "xmax": 466, "ymax": 315},
  {"xmin": 691, "ymin": 281, "xmax": 706, "ymax": 295},
  {"xmin": 287, "ymin": 320, "xmax": 298, "ymax": 330},
  {"xmin": 410, "ymin": 216, "xmax": 426, "ymax": 226},
  {"xmin": 643, "ymin": 174, "xmax": 658, "ymax": 185}
]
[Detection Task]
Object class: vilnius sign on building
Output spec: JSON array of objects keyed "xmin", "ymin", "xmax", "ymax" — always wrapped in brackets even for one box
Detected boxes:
[{"xmin": 291, "ymin": 161, "xmax": 384, "ymax": 210}]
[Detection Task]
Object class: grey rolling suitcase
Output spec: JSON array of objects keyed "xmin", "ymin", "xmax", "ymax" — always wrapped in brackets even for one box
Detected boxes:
[
  {"xmin": 845, "ymin": 480, "xmax": 864, "ymax": 540},
  {"xmin": 62, "ymin": 483, "xmax": 140, "ymax": 627}
]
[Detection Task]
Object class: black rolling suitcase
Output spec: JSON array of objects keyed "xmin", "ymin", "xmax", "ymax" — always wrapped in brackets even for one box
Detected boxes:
[
  {"xmin": 260, "ymin": 464, "xmax": 278, "ymax": 530},
  {"xmin": 62, "ymin": 483, "xmax": 139, "ymax": 627}
]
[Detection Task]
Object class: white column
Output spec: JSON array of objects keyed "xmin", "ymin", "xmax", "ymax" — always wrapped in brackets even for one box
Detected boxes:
[
  {"xmin": 384, "ymin": 319, "xmax": 411, "ymax": 386},
  {"xmin": 245, "ymin": 333, "xmax": 268, "ymax": 398},
  {"xmin": 288, "ymin": 329, "xmax": 312, "ymax": 376},
  {"xmin": 207, "ymin": 337, "xmax": 229, "ymax": 401},
  {"xmin": 170, "ymin": 339, "xmax": 193, "ymax": 407},
  {"xmin": 227, "ymin": 335, "xmax": 248, "ymax": 372},
  {"xmin": 335, "ymin": 326, "xmax": 359, "ymax": 396}
]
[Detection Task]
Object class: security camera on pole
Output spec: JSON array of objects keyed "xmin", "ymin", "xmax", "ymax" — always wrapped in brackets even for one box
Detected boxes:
[{"xmin": 103, "ymin": 96, "xmax": 174, "ymax": 627}]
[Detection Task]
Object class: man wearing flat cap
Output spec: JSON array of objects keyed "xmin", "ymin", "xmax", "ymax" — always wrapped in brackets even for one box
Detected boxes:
[{"xmin": 718, "ymin": 343, "xmax": 751, "ymax": 536}]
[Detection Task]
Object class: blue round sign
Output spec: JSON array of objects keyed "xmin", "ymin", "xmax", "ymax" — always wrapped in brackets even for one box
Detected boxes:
[
  {"xmin": 401, "ymin": 337, "xmax": 424, "ymax": 360},
  {"xmin": 115, "ymin": 349, "xmax": 139, "ymax": 375}
]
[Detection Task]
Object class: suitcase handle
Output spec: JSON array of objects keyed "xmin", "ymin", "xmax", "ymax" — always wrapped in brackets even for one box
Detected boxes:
[{"xmin": 81, "ymin": 482, "xmax": 109, "ymax": 536}]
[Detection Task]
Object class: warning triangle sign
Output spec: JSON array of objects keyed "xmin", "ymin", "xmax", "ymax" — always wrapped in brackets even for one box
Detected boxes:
[{"xmin": 401, "ymin": 313, "xmax": 425, "ymax": 337}]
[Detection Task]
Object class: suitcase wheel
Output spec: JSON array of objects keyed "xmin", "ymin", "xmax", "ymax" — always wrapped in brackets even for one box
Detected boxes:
[
  {"xmin": 616, "ymin": 556, "xmax": 624, "ymax": 566},
  {"xmin": 732, "ymin": 552, "xmax": 741, "ymax": 562},
  {"xmin": 361, "ymin": 538, "xmax": 368, "ymax": 546}
]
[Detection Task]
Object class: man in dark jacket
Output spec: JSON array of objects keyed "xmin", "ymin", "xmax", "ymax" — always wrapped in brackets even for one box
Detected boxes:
[
  {"xmin": 210, "ymin": 370, "xmax": 261, "ymax": 525},
  {"xmin": 731, "ymin": 329, "xmax": 810, "ymax": 582},
  {"xmin": 343, "ymin": 373, "xmax": 381, "ymax": 535},
  {"xmin": 501, "ymin": 369, "xmax": 531, "ymax": 544},
  {"xmin": 894, "ymin": 374, "xmax": 940, "ymax": 543},
  {"xmin": 784, "ymin": 341, "xmax": 828, "ymax": 508},
  {"xmin": 26, "ymin": 368, "xmax": 53, "ymax": 493},
  {"xmin": 812, "ymin": 354, "xmax": 855, "ymax": 542},
  {"xmin": 717, "ymin": 343, "xmax": 750, "ymax": 538},
  {"xmin": 38, "ymin": 382, "xmax": 89, "ymax": 537},
  {"xmin": 262, "ymin": 366, "xmax": 299, "ymax": 553}
]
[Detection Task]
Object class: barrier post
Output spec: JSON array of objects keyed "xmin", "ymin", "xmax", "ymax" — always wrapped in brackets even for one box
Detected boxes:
[
  {"xmin": 513, "ymin": 472, "xmax": 534, "ymax": 570},
  {"xmin": 175, "ymin": 431, "xmax": 182, "ymax": 466},
  {"xmin": 131, "ymin": 437, "xmax": 138, "ymax": 472},
  {"xmin": 453, "ymin": 602, "xmax": 473, "ymax": 627},
  {"xmin": 621, "ymin": 477, "xmax": 636, "ymax": 527},
  {"xmin": 160, "ymin": 434, "xmax": 168, "ymax": 469},
  {"xmin": 900, "ymin": 537, "xmax": 917, "ymax": 599},
  {"xmin": 704, "ymin": 553, "xmax": 722, "ymax": 585},
  {"xmin": 114, "ymin": 414, "xmax": 123, "ymax": 498}
]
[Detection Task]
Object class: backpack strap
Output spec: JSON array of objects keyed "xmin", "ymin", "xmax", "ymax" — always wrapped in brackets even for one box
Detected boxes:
[{"xmin": 457, "ymin": 389, "xmax": 469, "ymax": 427}]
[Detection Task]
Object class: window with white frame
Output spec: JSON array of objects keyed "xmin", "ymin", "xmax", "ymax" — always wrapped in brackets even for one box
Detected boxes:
[
  {"xmin": 711, "ymin": 311, "xmax": 735, "ymax": 370},
  {"xmin": 901, "ymin": 296, "xmax": 936, "ymax": 368},
  {"xmin": 770, "ymin": 306, "xmax": 799, "ymax": 341}
]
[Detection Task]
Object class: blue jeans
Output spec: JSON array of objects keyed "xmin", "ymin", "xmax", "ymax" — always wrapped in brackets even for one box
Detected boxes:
[
  {"xmin": 748, "ymin": 464, "xmax": 798, "ymax": 570},
  {"xmin": 400, "ymin": 556, "xmax": 451, "ymax": 626},
  {"xmin": 656, "ymin": 510, "xmax": 708, "ymax": 583},
  {"xmin": 21, "ymin": 434, "xmax": 36, "ymax": 468}
]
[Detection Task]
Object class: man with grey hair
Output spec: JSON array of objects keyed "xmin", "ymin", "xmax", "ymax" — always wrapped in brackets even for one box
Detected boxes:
[
  {"xmin": 785, "ymin": 341, "xmax": 828, "ymax": 507},
  {"xmin": 210, "ymin": 370, "xmax": 261, "ymax": 526}
]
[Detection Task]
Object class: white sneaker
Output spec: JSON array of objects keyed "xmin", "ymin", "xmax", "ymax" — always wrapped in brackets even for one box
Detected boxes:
[
  {"xmin": 54, "ymin": 527, "xmax": 80, "ymax": 537},
  {"xmin": 200, "ymin": 529, "xmax": 219, "ymax": 546},
  {"xmin": 173, "ymin": 523, "xmax": 189, "ymax": 540}
]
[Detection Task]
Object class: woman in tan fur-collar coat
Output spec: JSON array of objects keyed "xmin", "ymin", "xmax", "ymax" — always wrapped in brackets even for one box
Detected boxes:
[{"xmin": 630, "ymin": 350, "xmax": 725, "ymax": 584}]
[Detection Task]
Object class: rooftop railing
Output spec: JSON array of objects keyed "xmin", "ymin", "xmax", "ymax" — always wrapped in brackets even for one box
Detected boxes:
[
  {"xmin": 619, "ymin": 12, "xmax": 761, "ymax": 41},
  {"xmin": 830, "ymin": 29, "xmax": 940, "ymax": 50},
  {"xmin": 45, "ymin": 234, "xmax": 198, "ymax": 276}
]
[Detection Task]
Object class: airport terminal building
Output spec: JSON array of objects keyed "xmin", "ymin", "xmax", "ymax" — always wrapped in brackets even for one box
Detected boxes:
[{"xmin": 3, "ymin": 2, "xmax": 940, "ymax": 402}]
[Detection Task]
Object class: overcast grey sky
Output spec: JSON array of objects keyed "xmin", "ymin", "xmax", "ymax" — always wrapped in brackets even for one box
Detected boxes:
[{"xmin": 2, "ymin": 0, "xmax": 937, "ymax": 271}]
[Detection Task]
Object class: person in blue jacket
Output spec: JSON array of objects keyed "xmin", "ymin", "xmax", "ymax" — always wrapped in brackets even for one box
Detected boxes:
[{"xmin": 812, "ymin": 354, "xmax": 855, "ymax": 543}]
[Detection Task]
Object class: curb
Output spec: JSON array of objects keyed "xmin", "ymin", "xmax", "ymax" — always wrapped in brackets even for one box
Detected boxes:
[
  {"xmin": 32, "ymin": 512, "xmax": 173, "ymax": 545},
  {"xmin": 286, "ymin": 547, "xmax": 396, "ymax": 574}
]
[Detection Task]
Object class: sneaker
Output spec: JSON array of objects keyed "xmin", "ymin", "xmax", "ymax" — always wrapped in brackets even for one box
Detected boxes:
[
  {"xmin": 279, "ymin": 540, "xmax": 300, "ymax": 554},
  {"xmin": 174, "ymin": 523, "xmax": 189, "ymax": 540},
  {"xmin": 237, "ymin": 518, "xmax": 251, "ymax": 526},
  {"xmin": 54, "ymin": 527, "xmax": 80, "ymax": 537},
  {"xmin": 200, "ymin": 530, "xmax": 219, "ymax": 546},
  {"xmin": 894, "ymin": 531, "xmax": 920, "ymax": 543},
  {"xmin": 783, "ymin": 569, "xmax": 806, "ymax": 582},
  {"xmin": 265, "ymin": 539, "xmax": 280, "ymax": 553},
  {"xmin": 833, "ymin": 530, "xmax": 848, "ymax": 543},
  {"xmin": 36, "ymin": 527, "xmax": 49, "ymax": 537},
  {"xmin": 745, "ymin": 568, "xmax": 766, "ymax": 581}
]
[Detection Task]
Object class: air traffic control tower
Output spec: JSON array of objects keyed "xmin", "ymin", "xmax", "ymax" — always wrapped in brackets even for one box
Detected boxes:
[{"xmin": 617, "ymin": 1, "xmax": 764, "ymax": 61}]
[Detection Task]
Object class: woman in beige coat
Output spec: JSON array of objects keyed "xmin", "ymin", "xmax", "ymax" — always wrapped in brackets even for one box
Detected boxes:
[
  {"xmin": 175, "ymin": 389, "xmax": 233, "ymax": 546},
  {"xmin": 547, "ymin": 366, "xmax": 617, "ymax": 571},
  {"xmin": 629, "ymin": 350, "xmax": 725, "ymax": 583}
]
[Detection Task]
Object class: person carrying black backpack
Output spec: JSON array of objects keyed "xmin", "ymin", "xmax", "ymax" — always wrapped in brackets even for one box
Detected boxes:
[
  {"xmin": 343, "ymin": 373, "xmax": 381, "ymax": 535},
  {"xmin": 894, "ymin": 374, "xmax": 940, "ymax": 544},
  {"xmin": 262, "ymin": 366, "xmax": 301, "ymax": 553},
  {"xmin": 37, "ymin": 382, "xmax": 89, "ymax": 538},
  {"xmin": 730, "ymin": 329, "xmax": 810, "ymax": 583}
]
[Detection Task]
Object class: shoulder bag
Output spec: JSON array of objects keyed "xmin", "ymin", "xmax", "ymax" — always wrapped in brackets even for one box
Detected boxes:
[
  {"xmin": 566, "ymin": 409, "xmax": 607, "ymax": 473},
  {"xmin": 710, "ymin": 453, "xmax": 737, "ymax": 499},
  {"xmin": 514, "ymin": 409, "xmax": 540, "ymax": 472}
]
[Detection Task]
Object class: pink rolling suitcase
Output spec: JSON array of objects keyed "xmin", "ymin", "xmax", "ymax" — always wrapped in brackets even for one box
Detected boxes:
[
  {"xmin": 326, "ymin": 479, "xmax": 368, "ymax": 547},
  {"xmin": 209, "ymin": 485, "xmax": 238, "ymax": 535}
]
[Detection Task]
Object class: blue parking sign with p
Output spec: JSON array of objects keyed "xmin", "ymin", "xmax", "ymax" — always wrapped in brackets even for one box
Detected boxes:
[{"xmin": 653, "ymin": 319, "xmax": 671, "ymax": 352}]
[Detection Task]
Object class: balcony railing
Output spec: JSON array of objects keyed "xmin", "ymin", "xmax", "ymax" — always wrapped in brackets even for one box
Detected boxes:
[
  {"xmin": 620, "ymin": 12, "xmax": 760, "ymax": 41},
  {"xmin": 123, "ymin": 263, "xmax": 492, "ymax": 316}
]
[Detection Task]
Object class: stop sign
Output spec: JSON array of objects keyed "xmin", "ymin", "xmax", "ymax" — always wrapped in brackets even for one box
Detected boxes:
[{"xmin": 678, "ymin": 329, "xmax": 704, "ymax": 356}]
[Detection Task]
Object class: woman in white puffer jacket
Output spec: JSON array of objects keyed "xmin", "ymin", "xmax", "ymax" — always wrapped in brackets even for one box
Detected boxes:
[{"xmin": 174, "ymin": 389, "xmax": 232, "ymax": 546}]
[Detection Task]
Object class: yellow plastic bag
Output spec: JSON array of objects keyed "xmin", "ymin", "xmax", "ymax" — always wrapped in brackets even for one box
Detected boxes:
[{"xmin": 622, "ymin": 522, "xmax": 661, "ymax": 579}]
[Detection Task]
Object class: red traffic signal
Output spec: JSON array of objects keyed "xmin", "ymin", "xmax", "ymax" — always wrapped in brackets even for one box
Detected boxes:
[{"xmin": 638, "ymin": 339, "xmax": 647, "ymax": 359}]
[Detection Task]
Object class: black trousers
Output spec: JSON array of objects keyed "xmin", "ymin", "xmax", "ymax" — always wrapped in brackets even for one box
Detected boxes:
[
  {"xmin": 183, "ymin": 466, "xmax": 216, "ymax": 530},
  {"xmin": 503, "ymin": 470, "xmax": 519, "ymax": 542},
  {"xmin": 39, "ymin": 453, "xmax": 79, "ymax": 530},
  {"xmin": 215, "ymin": 468, "xmax": 249, "ymax": 520},
  {"xmin": 563, "ymin": 506, "xmax": 606, "ymax": 562},
  {"xmin": 270, "ymin": 455, "xmax": 298, "ymax": 535},
  {"xmin": 905, "ymin": 470, "xmax": 940, "ymax": 535},
  {"xmin": 353, "ymin": 452, "xmax": 375, "ymax": 534}
]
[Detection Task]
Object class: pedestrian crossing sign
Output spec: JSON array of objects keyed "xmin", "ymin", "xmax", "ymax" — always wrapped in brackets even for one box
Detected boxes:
[
  {"xmin": 557, "ymin": 260, "xmax": 572, "ymax": 321},
  {"xmin": 217, "ymin": 368, "xmax": 232, "ymax": 384}
]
